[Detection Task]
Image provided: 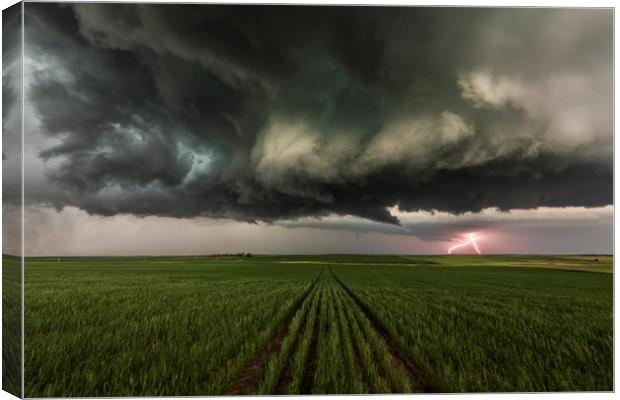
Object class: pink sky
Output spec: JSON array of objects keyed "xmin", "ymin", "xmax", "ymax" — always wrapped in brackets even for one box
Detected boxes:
[{"xmin": 3, "ymin": 205, "xmax": 612, "ymax": 256}]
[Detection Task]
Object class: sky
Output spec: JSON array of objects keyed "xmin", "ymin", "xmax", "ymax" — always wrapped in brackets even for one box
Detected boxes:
[{"xmin": 2, "ymin": 4, "xmax": 614, "ymax": 256}]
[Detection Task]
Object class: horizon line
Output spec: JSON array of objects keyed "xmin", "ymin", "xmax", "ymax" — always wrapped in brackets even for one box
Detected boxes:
[{"xmin": 2, "ymin": 253, "xmax": 613, "ymax": 258}]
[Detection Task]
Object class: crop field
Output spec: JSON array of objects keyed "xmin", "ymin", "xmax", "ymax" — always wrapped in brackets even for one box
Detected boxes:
[
  {"xmin": 22, "ymin": 254, "xmax": 612, "ymax": 396},
  {"xmin": 3, "ymin": 255, "xmax": 21, "ymax": 397}
]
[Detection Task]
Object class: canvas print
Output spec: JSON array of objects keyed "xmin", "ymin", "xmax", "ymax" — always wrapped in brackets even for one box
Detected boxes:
[{"xmin": 1, "ymin": 3, "xmax": 613, "ymax": 397}]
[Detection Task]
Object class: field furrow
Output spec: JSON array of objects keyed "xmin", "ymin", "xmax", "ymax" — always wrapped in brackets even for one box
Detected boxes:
[
  {"xmin": 256, "ymin": 271, "xmax": 324, "ymax": 395},
  {"xmin": 333, "ymin": 283, "xmax": 366, "ymax": 393},
  {"xmin": 225, "ymin": 268, "xmax": 323, "ymax": 395},
  {"xmin": 273, "ymin": 275, "xmax": 324, "ymax": 394},
  {"xmin": 298, "ymin": 282, "xmax": 322, "ymax": 394},
  {"xmin": 339, "ymin": 286, "xmax": 390, "ymax": 392},
  {"xmin": 330, "ymin": 267, "xmax": 435, "ymax": 393},
  {"xmin": 310, "ymin": 282, "xmax": 349, "ymax": 393}
]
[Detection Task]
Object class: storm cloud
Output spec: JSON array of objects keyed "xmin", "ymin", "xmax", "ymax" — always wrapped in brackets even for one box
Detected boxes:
[{"xmin": 18, "ymin": 5, "xmax": 613, "ymax": 225}]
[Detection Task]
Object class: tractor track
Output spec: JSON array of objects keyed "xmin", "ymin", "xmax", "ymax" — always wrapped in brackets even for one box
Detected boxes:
[
  {"xmin": 334, "ymin": 292, "xmax": 369, "ymax": 393},
  {"xmin": 298, "ymin": 291, "xmax": 320, "ymax": 394},
  {"xmin": 273, "ymin": 280, "xmax": 321, "ymax": 394},
  {"xmin": 225, "ymin": 268, "xmax": 324, "ymax": 395},
  {"xmin": 227, "ymin": 266, "xmax": 435, "ymax": 394},
  {"xmin": 328, "ymin": 267, "xmax": 436, "ymax": 393}
]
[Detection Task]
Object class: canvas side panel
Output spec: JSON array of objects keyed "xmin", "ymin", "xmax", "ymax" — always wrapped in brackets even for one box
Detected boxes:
[{"xmin": 2, "ymin": 2, "xmax": 23, "ymax": 398}]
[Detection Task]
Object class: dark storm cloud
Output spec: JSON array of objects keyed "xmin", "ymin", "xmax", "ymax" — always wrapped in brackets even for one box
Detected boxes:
[
  {"xmin": 3, "ymin": 3, "xmax": 22, "ymax": 200},
  {"xmin": 22, "ymin": 4, "xmax": 613, "ymax": 224},
  {"xmin": 3, "ymin": 4, "xmax": 20, "ymax": 124}
]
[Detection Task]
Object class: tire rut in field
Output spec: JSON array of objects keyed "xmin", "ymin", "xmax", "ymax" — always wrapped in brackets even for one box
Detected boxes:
[
  {"xmin": 225, "ymin": 268, "xmax": 324, "ymax": 395},
  {"xmin": 346, "ymin": 303, "xmax": 397, "ymax": 392},
  {"xmin": 335, "ymin": 295, "xmax": 369, "ymax": 394},
  {"xmin": 351, "ymin": 341, "xmax": 370, "ymax": 392},
  {"xmin": 328, "ymin": 267, "xmax": 436, "ymax": 393},
  {"xmin": 299, "ymin": 287, "xmax": 321, "ymax": 394},
  {"xmin": 273, "ymin": 291, "xmax": 316, "ymax": 394},
  {"xmin": 343, "ymin": 305, "xmax": 375, "ymax": 393},
  {"xmin": 272, "ymin": 337, "xmax": 301, "ymax": 394}
]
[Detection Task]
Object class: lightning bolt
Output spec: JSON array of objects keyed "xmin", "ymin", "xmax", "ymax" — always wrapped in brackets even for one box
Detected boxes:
[{"xmin": 448, "ymin": 232, "xmax": 483, "ymax": 255}]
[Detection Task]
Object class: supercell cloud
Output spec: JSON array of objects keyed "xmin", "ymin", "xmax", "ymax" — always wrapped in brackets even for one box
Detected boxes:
[{"xmin": 11, "ymin": 5, "xmax": 613, "ymax": 227}]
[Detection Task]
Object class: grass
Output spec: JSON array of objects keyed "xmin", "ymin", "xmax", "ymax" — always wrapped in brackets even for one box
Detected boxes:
[
  {"xmin": 20, "ymin": 254, "xmax": 613, "ymax": 396},
  {"xmin": 3, "ymin": 255, "xmax": 21, "ymax": 397},
  {"xmin": 332, "ymin": 264, "xmax": 613, "ymax": 392}
]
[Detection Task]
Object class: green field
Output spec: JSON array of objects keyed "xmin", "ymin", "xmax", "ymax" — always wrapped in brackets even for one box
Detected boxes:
[
  {"xmin": 22, "ymin": 254, "xmax": 612, "ymax": 396},
  {"xmin": 3, "ymin": 255, "xmax": 21, "ymax": 397}
]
